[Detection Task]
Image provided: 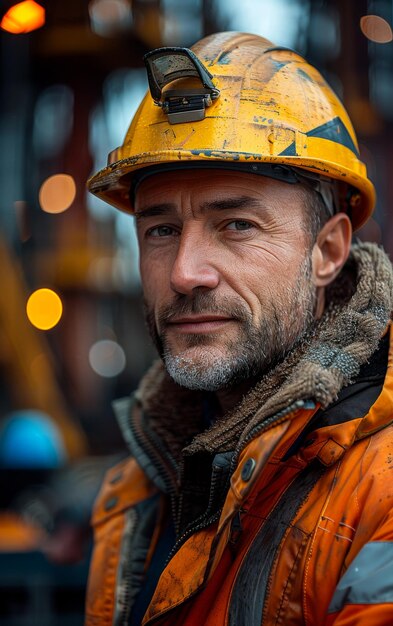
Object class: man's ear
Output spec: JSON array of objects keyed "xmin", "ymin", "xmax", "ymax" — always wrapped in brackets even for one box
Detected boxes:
[{"xmin": 312, "ymin": 213, "xmax": 352, "ymax": 287}]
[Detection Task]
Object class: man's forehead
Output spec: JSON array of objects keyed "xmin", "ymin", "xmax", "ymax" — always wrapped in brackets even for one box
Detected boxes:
[{"xmin": 134, "ymin": 167, "xmax": 293, "ymax": 213}]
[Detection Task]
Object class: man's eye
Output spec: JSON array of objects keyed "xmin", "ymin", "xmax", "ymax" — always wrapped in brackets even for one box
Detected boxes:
[
  {"xmin": 226, "ymin": 220, "xmax": 254, "ymax": 231},
  {"xmin": 147, "ymin": 225, "xmax": 176, "ymax": 237}
]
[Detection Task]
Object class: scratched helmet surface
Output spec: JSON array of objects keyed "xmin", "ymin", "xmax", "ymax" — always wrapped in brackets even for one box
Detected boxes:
[{"xmin": 87, "ymin": 31, "xmax": 375, "ymax": 229}]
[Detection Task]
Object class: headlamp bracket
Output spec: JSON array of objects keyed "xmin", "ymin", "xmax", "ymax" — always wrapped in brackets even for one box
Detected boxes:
[{"xmin": 144, "ymin": 47, "xmax": 220, "ymax": 124}]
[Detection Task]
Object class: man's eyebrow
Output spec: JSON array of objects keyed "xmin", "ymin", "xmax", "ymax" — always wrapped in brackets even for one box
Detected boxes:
[
  {"xmin": 134, "ymin": 203, "xmax": 176, "ymax": 220},
  {"xmin": 200, "ymin": 196, "xmax": 262, "ymax": 213},
  {"xmin": 135, "ymin": 196, "xmax": 264, "ymax": 220}
]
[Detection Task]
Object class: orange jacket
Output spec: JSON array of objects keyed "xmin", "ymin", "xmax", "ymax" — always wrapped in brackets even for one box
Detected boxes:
[{"xmin": 86, "ymin": 330, "xmax": 393, "ymax": 626}]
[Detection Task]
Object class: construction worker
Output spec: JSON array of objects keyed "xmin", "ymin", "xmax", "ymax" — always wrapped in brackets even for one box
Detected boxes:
[{"xmin": 85, "ymin": 32, "xmax": 393, "ymax": 625}]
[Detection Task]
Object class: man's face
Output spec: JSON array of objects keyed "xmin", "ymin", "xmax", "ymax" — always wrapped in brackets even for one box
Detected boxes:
[{"xmin": 135, "ymin": 169, "xmax": 316, "ymax": 391}]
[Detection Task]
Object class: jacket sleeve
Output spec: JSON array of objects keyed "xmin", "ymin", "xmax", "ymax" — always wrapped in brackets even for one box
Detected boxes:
[{"xmin": 325, "ymin": 510, "xmax": 393, "ymax": 626}]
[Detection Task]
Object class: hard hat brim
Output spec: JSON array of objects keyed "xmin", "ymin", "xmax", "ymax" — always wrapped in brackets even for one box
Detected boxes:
[{"xmin": 87, "ymin": 149, "xmax": 376, "ymax": 231}]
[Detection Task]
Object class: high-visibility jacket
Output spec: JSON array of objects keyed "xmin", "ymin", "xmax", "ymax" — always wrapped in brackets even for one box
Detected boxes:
[{"xmin": 85, "ymin": 329, "xmax": 393, "ymax": 626}]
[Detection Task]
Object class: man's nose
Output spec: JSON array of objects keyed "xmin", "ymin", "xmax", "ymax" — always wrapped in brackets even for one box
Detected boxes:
[{"xmin": 170, "ymin": 233, "xmax": 220, "ymax": 295}]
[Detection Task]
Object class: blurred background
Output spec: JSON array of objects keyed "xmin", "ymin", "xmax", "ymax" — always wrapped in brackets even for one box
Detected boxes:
[{"xmin": 0, "ymin": 0, "xmax": 392, "ymax": 623}]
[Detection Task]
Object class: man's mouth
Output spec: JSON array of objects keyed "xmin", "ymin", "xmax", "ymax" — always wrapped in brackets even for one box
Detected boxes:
[{"xmin": 165, "ymin": 314, "xmax": 235, "ymax": 334}]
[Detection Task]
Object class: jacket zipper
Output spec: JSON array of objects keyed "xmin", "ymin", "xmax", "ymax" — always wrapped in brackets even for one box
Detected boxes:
[{"xmin": 167, "ymin": 400, "xmax": 314, "ymax": 565}]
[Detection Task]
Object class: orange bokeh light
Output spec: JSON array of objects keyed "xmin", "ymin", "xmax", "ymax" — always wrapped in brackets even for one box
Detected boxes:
[
  {"xmin": 39, "ymin": 174, "xmax": 76, "ymax": 214},
  {"xmin": 26, "ymin": 289, "xmax": 63, "ymax": 331},
  {"xmin": 1, "ymin": 1, "xmax": 45, "ymax": 34},
  {"xmin": 360, "ymin": 15, "xmax": 393, "ymax": 44}
]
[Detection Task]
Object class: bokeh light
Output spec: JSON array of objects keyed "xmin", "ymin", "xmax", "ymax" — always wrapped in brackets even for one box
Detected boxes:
[
  {"xmin": 26, "ymin": 288, "xmax": 63, "ymax": 331},
  {"xmin": 89, "ymin": 340, "xmax": 126, "ymax": 378},
  {"xmin": 0, "ymin": 410, "xmax": 66, "ymax": 468},
  {"xmin": 360, "ymin": 15, "xmax": 393, "ymax": 44},
  {"xmin": 1, "ymin": 0, "xmax": 45, "ymax": 34},
  {"xmin": 89, "ymin": 0, "xmax": 132, "ymax": 36},
  {"xmin": 39, "ymin": 174, "xmax": 76, "ymax": 214}
]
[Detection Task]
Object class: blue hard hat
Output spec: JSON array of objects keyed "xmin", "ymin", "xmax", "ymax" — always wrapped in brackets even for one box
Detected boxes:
[{"xmin": 0, "ymin": 410, "xmax": 67, "ymax": 468}]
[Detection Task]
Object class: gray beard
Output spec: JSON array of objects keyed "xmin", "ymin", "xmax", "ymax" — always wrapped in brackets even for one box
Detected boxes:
[{"xmin": 145, "ymin": 256, "xmax": 316, "ymax": 391}]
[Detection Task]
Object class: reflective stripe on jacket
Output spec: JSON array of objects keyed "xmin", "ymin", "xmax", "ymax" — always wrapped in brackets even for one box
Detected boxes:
[{"xmin": 85, "ymin": 330, "xmax": 393, "ymax": 626}]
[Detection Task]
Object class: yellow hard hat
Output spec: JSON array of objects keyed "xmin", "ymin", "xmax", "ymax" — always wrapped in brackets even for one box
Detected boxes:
[{"xmin": 87, "ymin": 32, "xmax": 376, "ymax": 230}]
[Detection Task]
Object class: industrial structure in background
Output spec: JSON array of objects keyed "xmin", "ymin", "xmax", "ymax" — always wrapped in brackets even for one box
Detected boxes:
[
  {"xmin": 0, "ymin": 0, "xmax": 392, "ymax": 623},
  {"xmin": 1, "ymin": 0, "xmax": 393, "ymax": 452}
]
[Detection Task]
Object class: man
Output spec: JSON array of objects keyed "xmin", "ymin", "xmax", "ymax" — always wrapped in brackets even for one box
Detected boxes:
[{"xmin": 85, "ymin": 32, "xmax": 393, "ymax": 625}]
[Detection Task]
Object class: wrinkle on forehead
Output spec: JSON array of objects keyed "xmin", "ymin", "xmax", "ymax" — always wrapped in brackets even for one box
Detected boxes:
[
  {"xmin": 135, "ymin": 196, "xmax": 272, "ymax": 222},
  {"xmin": 134, "ymin": 169, "xmax": 307, "ymax": 224}
]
